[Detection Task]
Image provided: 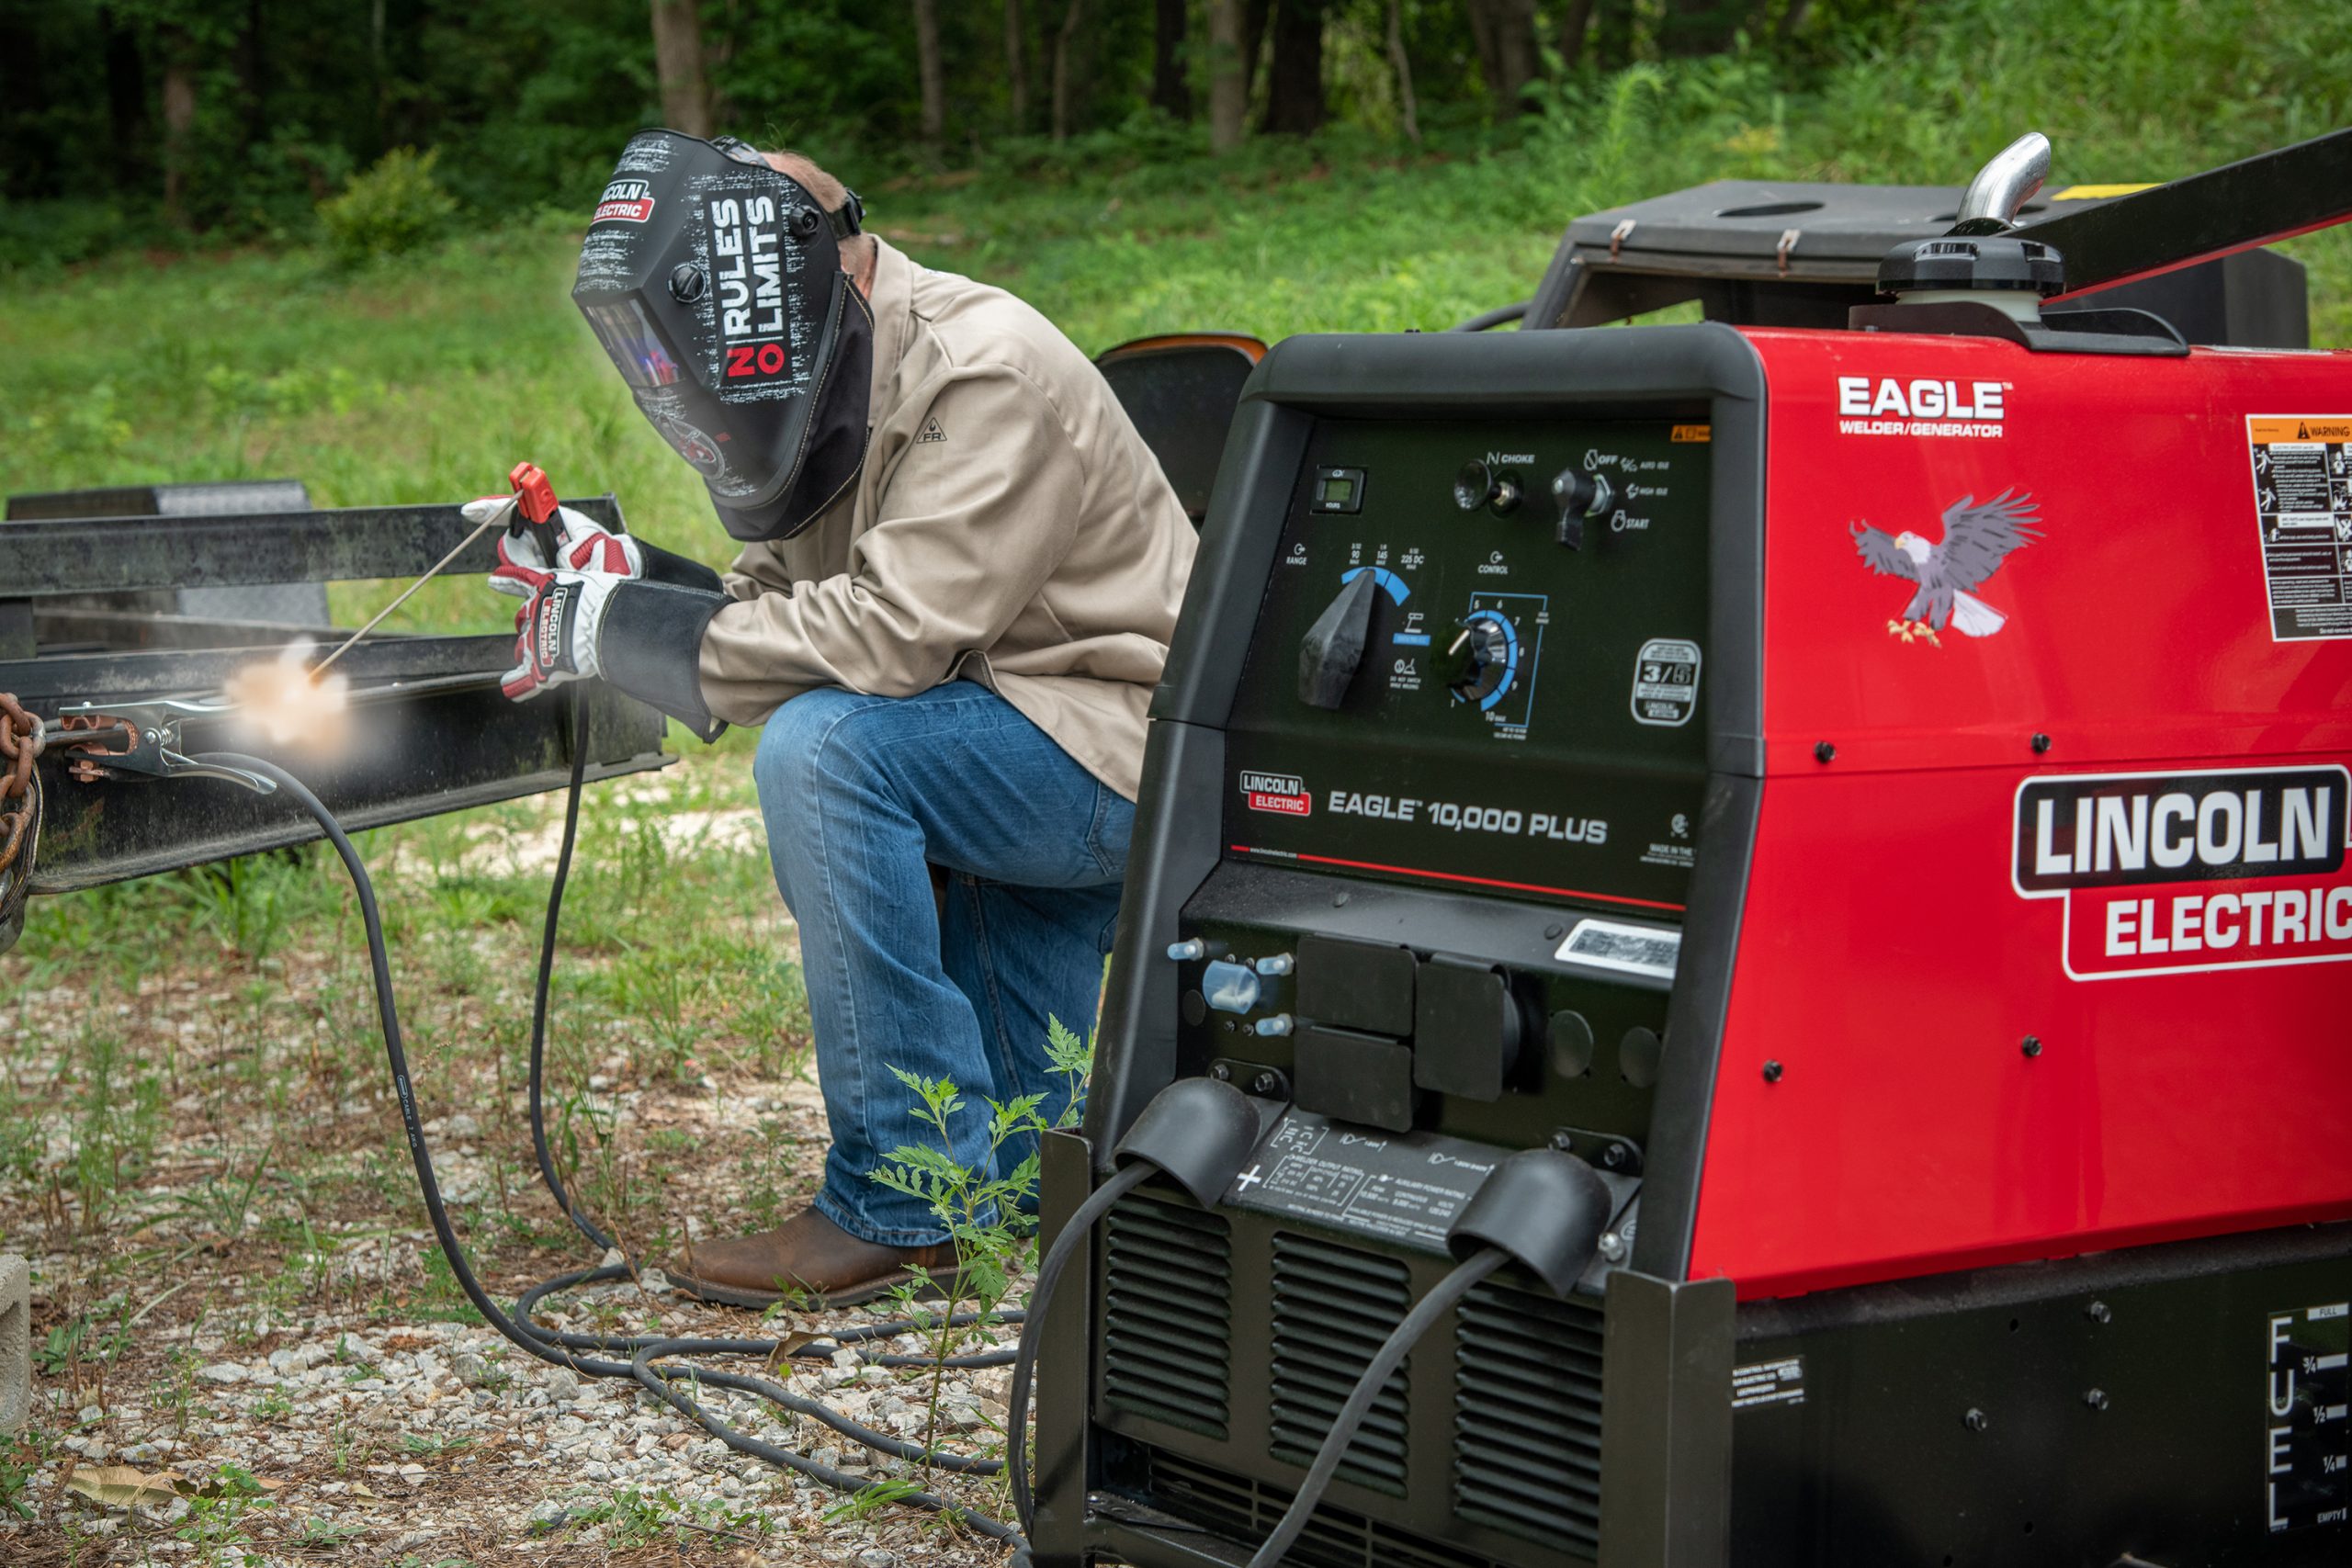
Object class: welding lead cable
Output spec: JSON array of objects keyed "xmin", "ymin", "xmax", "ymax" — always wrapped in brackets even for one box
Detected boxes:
[
  {"xmin": 523, "ymin": 686, "xmax": 618, "ymax": 1256},
  {"xmin": 1006, "ymin": 1160, "xmax": 1159, "ymax": 1531},
  {"xmin": 1245, "ymin": 1247, "xmax": 1510, "ymax": 1568},
  {"xmin": 191, "ymin": 752, "xmax": 1025, "ymax": 1544},
  {"xmin": 510, "ymin": 692, "xmax": 1018, "ymax": 1375}
]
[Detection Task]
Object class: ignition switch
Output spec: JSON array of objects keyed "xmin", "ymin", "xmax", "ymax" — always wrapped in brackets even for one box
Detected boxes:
[{"xmin": 1549, "ymin": 468, "xmax": 1613, "ymax": 549}]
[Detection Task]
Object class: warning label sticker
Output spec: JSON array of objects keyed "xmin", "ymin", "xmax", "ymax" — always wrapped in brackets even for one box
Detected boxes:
[{"xmin": 2247, "ymin": 416, "xmax": 2352, "ymax": 641}]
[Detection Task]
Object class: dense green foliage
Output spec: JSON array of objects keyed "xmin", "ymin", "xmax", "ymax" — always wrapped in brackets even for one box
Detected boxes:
[{"xmin": 0, "ymin": 0, "xmax": 2345, "ymax": 643}]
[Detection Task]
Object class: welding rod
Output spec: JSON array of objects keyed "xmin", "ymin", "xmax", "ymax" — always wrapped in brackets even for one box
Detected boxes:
[{"xmin": 310, "ymin": 502, "xmax": 511, "ymax": 677}]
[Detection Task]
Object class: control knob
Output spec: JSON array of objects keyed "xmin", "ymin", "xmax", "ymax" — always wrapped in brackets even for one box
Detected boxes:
[
  {"xmin": 1549, "ymin": 468, "xmax": 1613, "ymax": 549},
  {"xmin": 1453, "ymin": 459, "xmax": 1521, "ymax": 515},
  {"xmin": 1433, "ymin": 614, "xmax": 1511, "ymax": 705}
]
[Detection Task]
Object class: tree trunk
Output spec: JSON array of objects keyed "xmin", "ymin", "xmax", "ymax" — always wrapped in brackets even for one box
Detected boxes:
[
  {"xmin": 100, "ymin": 6, "xmax": 147, "ymax": 174},
  {"xmin": 1588, "ymin": 0, "xmax": 1635, "ymax": 69},
  {"xmin": 1469, "ymin": 0, "xmax": 1538, "ymax": 116},
  {"xmin": 1557, "ymin": 0, "xmax": 1598, "ymax": 68},
  {"xmin": 1206, "ymin": 0, "xmax": 1246, "ymax": 153},
  {"xmin": 1150, "ymin": 0, "xmax": 1190, "ymax": 119},
  {"xmin": 1239, "ymin": 0, "xmax": 1272, "ymax": 102},
  {"xmin": 912, "ymin": 0, "xmax": 944, "ymax": 153},
  {"xmin": 1385, "ymin": 0, "xmax": 1419, "ymax": 143},
  {"xmin": 1050, "ymin": 0, "xmax": 1083, "ymax": 142},
  {"xmin": 236, "ymin": 0, "xmax": 266, "ymax": 151},
  {"xmin": 1779, "ymin": 0, "xmax": 1814, "ymax": 39},
  {"xmin": 1260, "ymin": 0, "xmax": 1325, "ymax": 136},
  {"xmin": 1463, "ymin": 0, "xmax": 1497, "ymax": 97},
  {"xmin": 1658, "ymin": 0, "xmax": 1746, "ymax": 57},
  {"xmin": 369, "ymin": 0, "xmax": 388, "ymax": 151},
  {"xmin": 1004, "ymin": 0, "xmax": 1029, "ymax": 131},
  {"xmin": 650, "ymin": 0, "xmax": 712, "ymax": 139},
  {"xmin": 1486, "ymin": 0, "xmax": 1543, "ymax": 115},
  {"xmin": 161, "ymin": 41, "xmax": 195, "ymax": 227}
]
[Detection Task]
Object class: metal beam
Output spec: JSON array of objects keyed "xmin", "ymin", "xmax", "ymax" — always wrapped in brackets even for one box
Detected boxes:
[
  {"xmin": 2030, "ymin": 126, "xmax": 2352, "ymax": 299},
  {"xmin": 0, "ymin": 496, "xmax": 628, "ymax": 598}
]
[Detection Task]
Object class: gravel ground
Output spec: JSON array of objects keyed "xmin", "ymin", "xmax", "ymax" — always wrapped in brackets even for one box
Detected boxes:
[
  {"xmin": 20, "ymin": 1280, "xmax": 1012, "ymax": 1564},
  {"xmin": 2, "ymin": 773, "xmax": 1021, "ymax": 1566}
]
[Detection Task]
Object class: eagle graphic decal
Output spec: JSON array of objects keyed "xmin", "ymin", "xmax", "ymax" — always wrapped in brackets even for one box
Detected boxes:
[{"xmin": 1850, "ymin": 489, "xmax": 2042, "ymax": 646}]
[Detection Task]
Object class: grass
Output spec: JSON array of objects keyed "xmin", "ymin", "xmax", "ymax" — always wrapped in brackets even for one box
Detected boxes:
[{"xmin": 0, "ymin": 3, "xmax": 2346, "ymax": 1555}]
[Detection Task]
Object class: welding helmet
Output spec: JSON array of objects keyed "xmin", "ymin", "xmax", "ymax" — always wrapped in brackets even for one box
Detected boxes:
[{"xmin": 572, "ymin": 130, "xmax": 873, "ymax": 542}]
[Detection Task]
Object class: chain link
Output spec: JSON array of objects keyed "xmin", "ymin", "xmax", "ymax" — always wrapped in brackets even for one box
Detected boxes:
[{"xmin": 0, "ymin": 691, "xmax": 38, "ymax": 876}]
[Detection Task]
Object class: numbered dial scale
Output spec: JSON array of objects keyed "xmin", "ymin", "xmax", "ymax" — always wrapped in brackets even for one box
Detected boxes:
[{"xmin": 1224, "ymin": 417, "xmax": 1714, "ymax": 911}]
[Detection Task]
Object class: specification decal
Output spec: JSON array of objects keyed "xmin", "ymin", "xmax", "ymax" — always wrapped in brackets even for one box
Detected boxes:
[
  {"xmin": 2247, "ymin": 416, "xmax": 2352, "ymax": 640},
  {"xmin": 2267, "ymin": 1299, "xmax": 2350, "ymax": 1532},
  {"xmin": 1222, "ymin": 1111, "xmax": 1499, "ymax": 1251},
  {"xmin": 1630, "ymin": 637, "xmax": 1701, "ymax": 727},
  {"xmin": 1732, "ymin": 1357, "xmax": 1806, "ymax": 1410},
  {"xmin": 1556, "ymin": 917, "xmax": 1681, "ymax": 981}
]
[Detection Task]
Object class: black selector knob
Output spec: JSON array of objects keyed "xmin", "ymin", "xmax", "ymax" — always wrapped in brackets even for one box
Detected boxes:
[
  {"xmin": 1432, "ymin": 615, "xmax": 1507, "ymax": 702},
  {"xmin": 1549, "ymin": 468, "xmax": 1613, "ymax": 549},
  {"xmin": 1298, "ymin": 570, "xmax": 1380, "ymax": 710},
  {"xmin": 1453, "ymin": 459, "xmax": 1521, "ymax": 515}
]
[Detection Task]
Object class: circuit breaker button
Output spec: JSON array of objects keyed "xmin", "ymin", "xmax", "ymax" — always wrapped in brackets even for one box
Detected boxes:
[
  {"xmin": 1296, "ymin": 933, "xmax": 1416, "ymax": 1036},
  {"xmin": 1413, "ymin": 955, "xmax": 1522, "ymax": 1101},
  {"xmin": 1294, "ymin": 1024, "xmax": 1419, "ymax": 1134}
]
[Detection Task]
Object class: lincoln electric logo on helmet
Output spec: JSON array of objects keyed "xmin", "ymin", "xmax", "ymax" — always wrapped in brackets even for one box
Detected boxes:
[
  {"xmin": 708, "ymin": 196, "xmax": 793, "ymax": 387},
  {"xmin": 594, "ymin": 179, "xmax": 654, "ymax": 223}
]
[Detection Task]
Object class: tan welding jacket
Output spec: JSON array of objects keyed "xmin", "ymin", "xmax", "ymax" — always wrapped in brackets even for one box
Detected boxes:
[{"xmin": 695, "ymin": 239, "xmax": 1197, "ymax": 801}]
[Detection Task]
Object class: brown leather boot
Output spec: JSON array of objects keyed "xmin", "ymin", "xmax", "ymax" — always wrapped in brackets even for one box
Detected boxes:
[{"xmin": 670, "ymin": 1207, "xmax": 962, "ymax": 1310}]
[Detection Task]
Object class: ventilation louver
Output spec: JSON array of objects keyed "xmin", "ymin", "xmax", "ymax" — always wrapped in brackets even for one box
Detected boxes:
[
  {"xmin": 1452, "ymin": 1280, "xmax": 1605, "ymax": 1558},
  {"xmin": 1144, "ymin": 1446, "xmax": 1501, "ymax": 1568},
  {"xmin": 1101, "ymin": 1190, "xmax": 1233, "ymax": 1437},
  {"xmin": 1270, "ymin": 1233, "xmax": 1412, "ymax": 1495}
]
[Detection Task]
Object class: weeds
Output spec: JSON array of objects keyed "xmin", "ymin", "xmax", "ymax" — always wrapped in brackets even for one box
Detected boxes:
[{"xmin": 870, "ymin": 1015, "xmax": 1094, "ymax": 1495}]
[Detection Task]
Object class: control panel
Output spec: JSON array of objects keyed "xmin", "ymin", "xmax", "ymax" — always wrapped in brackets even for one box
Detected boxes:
[{"xmin": 1223, "ymin": 416, "xmax": 1714, "ymax": 912}]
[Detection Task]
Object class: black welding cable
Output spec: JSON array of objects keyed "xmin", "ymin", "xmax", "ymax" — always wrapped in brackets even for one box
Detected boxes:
[
  {"xmin": 510, "ymin": 1268, "xmax": 1016, "ymax": 1371},
  {"xmin": 1005, "ymin": 1160, "xmax": 1157, "ymax": 1531},
  {"xmin": 627, "ymin": 1344, "xmax": 1023, "ymax": 1542},
  {"xmin": 1244, "ymin": 1247, "xmax": 1509, "ymax": 1568},
  {"xmin": 195, "ymin": 752, "xmax": 1024, "ymax": 1543},
  {"xmin": 524, "ymin": 685, "xmax": 618, "ymax": 1256}
]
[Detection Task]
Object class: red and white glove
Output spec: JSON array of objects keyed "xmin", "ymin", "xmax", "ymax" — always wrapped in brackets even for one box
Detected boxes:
[
  {"xmin": 466, "ymin": 495, "xmax": 645, "ymax": 582},
  {"xmin": 492, "ymin": 563, "xmax": 626, "ymax": 702}
]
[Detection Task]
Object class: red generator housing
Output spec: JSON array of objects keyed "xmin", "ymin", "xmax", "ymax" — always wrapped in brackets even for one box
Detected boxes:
[{"xmin": 1033, "ymin": 136, "xmax": 2352, "ymax": 1568}]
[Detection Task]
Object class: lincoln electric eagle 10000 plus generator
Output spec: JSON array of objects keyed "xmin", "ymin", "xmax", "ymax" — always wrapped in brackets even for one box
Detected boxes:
[{"xmin": 1019, "ymin": 130, "xmax": 2352, "ymax": 1568}]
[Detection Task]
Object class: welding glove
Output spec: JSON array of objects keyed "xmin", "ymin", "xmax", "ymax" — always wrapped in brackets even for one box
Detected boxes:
[
  {"xmin": 491, "ymin": 561, "xmax": 729, "ymax": 742},
  {"xmin": 467, "ymin": 498, "xmax": 726, "ymax": 593}
]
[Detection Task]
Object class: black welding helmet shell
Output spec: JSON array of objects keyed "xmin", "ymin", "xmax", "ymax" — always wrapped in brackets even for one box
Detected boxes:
[{"xmin": 573, "ymin": 130, "xmax": 872, "ymax": 543}]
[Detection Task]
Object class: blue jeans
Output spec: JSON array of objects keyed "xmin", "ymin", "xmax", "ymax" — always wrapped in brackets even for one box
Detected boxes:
[{"xmin": 752, "ymin": 683, "xmax": 1132, "ymax": 1246}]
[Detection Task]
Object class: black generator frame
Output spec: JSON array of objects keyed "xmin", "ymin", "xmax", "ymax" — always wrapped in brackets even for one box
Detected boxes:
[{"xmin": 1031, "ymin": 324, "xmax": 1770, "ymax": 1568}]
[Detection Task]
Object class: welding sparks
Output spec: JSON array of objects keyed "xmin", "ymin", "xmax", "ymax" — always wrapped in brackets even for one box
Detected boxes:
[{"xmin": 221, "ymin": 639, "xmax": 351, "ymax": 751}]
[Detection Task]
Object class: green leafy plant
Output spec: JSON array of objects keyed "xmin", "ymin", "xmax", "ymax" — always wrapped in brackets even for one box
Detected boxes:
[
  {"xmin": 317, "ymin": 149, "xmax": 458, "ymax": 267},
  {"xmin": 871, "ymin": 1015, "xmax": 1093, "ymax": 1487},
  {"xmin": 292, "ymin": 1514, "xmax": 368, "ymax": 1550}
]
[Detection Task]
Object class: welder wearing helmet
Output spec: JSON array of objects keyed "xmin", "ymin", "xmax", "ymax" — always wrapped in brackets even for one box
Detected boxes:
[{"xmin": 484, "ymin": 131, "xmax": 1194, "ymax": 1306}]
